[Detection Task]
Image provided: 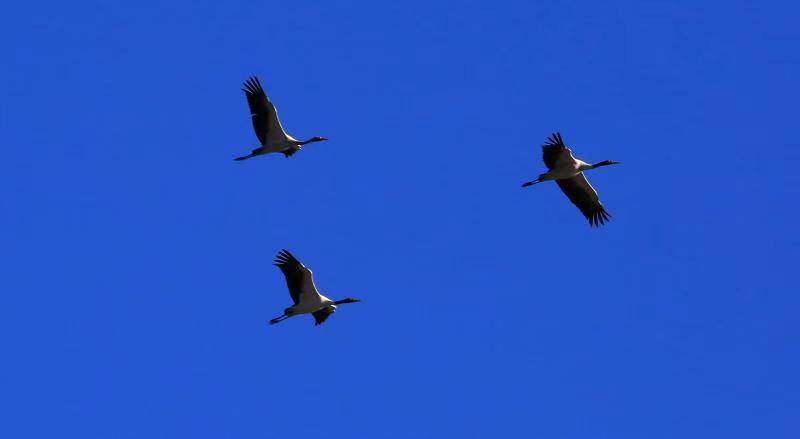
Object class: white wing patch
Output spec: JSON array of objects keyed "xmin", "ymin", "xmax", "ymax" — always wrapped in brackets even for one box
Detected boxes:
[
  {"xmin": 264, "ymin": 101, "xmax": 290, "ymax": 145},
  {"xmin": 299, "ymin": 265, "xmax": 321, "ymax": 299}
]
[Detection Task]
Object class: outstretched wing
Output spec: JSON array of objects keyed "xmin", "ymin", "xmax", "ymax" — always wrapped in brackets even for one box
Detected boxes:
[
  {"xmin": 542, "ymin": 132, "xmax": 575, "ymax": 169},
  {"xmin": 242, "ymin": 77, "xmax": 288, "ymax": 145},
  {"xmin": 282, "ymin": 145, "xmax": 300, "ymax": 158},
  {"xmin": 273, "ymin": 249, "xmax": 320, "ymax": 304},
  {"xmin": 556, "ymin": 173, "xmax": 611, "ymax": 227},
  {"xmin": 311, "ymin": 306, "xmax": 335, "ymax": 326}
]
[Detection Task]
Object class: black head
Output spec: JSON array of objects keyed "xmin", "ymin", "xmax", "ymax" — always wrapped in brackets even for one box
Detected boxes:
[{"xmin": 334, "ymin": 297, "xmax": 361, "ymax": 305}]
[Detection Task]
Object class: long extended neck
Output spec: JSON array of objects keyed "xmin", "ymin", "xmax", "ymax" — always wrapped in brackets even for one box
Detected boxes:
[
  {"xmin": 298, "ymin": 137, "xmax": 323, "ymax": 146},
  {"xmin": 591, "ymin": 160, "xmax": 617, "ymax": 169},
  {"xmin": 333, "ymin": 298, "xmax": 358, "ymax": 305}
]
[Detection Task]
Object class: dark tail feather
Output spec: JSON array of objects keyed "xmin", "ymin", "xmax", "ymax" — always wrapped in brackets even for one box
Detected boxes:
[
  {"xmin": 234, "ymin": 153, "xmax": 255, "ymax": 161},
  {"xmin": 521, "ymin": 179, "xmax": 541, "ymax": 187}
]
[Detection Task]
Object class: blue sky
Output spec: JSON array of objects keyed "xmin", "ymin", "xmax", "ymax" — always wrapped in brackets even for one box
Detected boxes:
[{"xmin": 2, "ymin": 0, "xmax": 799, "ymax": 437}]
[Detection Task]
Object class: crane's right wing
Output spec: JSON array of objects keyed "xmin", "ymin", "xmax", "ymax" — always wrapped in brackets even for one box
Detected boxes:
[
  {"xmin": 541, "ymin": 132, "xmax": 575, "ymax": 169},
  {"xmin": 242, "ymin": 77, "xmax": 288, "ymax": 145},
  {"xmin": 273, "ymin": 249, "xmax": 320, "ymax": 304}
]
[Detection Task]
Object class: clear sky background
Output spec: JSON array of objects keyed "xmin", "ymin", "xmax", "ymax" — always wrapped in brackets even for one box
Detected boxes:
[{"xmin": 2, "ymin": 0, "xmax": 799, "ymax": 437}]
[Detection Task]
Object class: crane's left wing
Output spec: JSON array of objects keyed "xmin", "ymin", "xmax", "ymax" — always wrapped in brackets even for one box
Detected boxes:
[
  {"xmin": 311, "ymin": 306, "xmax": 335, "ymax": 326},
  {"xmin": 556, "ymin": 173, "xmax": 611, "ymax": 227}
]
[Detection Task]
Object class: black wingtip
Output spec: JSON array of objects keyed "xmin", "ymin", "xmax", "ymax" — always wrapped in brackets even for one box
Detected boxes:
[
  {"xmin": 242, "ymin": 76, "xmax": 265, "ymax": 96},
  {"xmin": 586, "ymin": 208, "xmax": 612, "ymax": 227},
  {"xmin": 544, "ymin": 132, "xmax": 565, "ymax": 148},
  {"xmin": 274, "ymin": 249, "xmax": 296, "ymax": 264}
]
